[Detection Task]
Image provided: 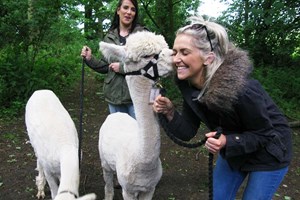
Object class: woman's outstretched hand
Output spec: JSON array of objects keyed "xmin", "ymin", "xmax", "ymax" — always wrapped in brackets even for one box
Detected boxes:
[{"xmin": 153, "ymin": 95, "xmax": 174, "ymax": 121}]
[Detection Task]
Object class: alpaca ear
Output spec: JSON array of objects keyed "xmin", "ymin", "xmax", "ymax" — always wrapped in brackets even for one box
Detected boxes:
[
  {"xmin": 99, "ymin": 42, "xmax": 126, "ymax": 62},
  {"xmin": 204, "ymin": 52, "xmax": 215, "ymax": 65}
]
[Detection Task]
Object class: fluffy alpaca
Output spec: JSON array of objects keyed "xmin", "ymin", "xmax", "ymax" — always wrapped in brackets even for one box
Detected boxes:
[
  {"xmin": 25, "ymin": 89, "xmax": 96, "ymax": 200},
  {"xmin": 98, "ymin": 31, "xmax": 173, "ymax": 200}
]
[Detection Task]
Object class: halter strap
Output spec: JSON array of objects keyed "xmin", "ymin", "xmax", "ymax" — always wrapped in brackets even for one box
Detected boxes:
[{"xmin": 125, "ymin": 54, "xmax": 160, "ymax": 81}]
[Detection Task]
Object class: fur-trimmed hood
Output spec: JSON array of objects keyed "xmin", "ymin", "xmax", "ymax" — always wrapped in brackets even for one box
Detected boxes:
[{"xmin": 200, "ymin": 45, "xmax": 253, "ymax": 112}]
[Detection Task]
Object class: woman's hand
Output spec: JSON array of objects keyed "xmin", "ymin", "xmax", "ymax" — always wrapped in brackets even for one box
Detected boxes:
[
  {"xmin": 153, "ymin": 95, "xmax": 174, "ymax": 121},
  {"xmin": 81, "ymin": 46, "xmax": 92, "ymax": 61},
  {"xmin": 205, "ymin": 131, "xmax": 227, "ymax": 154},
  {"xmin": 109, "ymin": 63, "xmax": 120, "ymax": 72}
]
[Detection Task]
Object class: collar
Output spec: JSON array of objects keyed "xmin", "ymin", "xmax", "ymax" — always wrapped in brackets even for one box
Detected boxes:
[{"xmin": 58, "ymin": 190, "xmax": 78, "ymax": 198}]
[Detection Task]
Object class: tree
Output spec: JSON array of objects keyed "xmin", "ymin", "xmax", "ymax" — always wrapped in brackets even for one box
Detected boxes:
[
  {"xmin": 219, "ymin": 0, "xmax": 300, "ymax": 67},
  {"xmin": 140, "ymin": 0, "xmax": 200, "ymax": 46},
  {"xmin": 79, "ymin": 0, "xmax": 200, "ymax": 46},
  {"xmin": 80, "ymin": 0, "xmax": 110, "ymax": 40},
  {"xmin": 0, "ymin": 0, "xmax": 84, "ymax": 115}
]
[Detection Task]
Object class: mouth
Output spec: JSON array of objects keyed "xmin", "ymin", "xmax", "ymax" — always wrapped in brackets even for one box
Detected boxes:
[
  {"xmin": 176, "ymin": 66, "xmax": 189, "ymax": 79},
  {"xmin": 124, "ymin": 16, "xmax": 132, "ymax": 21},
  {"xmin": 177, "ymin": 66, "xmax": 188, "ymax": 71}
]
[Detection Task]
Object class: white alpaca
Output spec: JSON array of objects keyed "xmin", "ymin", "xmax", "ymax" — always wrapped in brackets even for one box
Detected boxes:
[
  {"xmin": 25, "ymin": 89, "xmax": 96, "ymax": 200},
  {"xmin": 98, "ymin": 31, "xmax": 174, "ymax": 200}
]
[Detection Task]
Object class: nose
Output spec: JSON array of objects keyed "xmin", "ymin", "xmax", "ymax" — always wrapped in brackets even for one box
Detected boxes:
[
  {"xmin": 173, "ymin": 53, "xmax": 181, "ymax": 64},
  {"xmin": 126, "ymin": 9, "xmax": 133, "ymax": 14}
]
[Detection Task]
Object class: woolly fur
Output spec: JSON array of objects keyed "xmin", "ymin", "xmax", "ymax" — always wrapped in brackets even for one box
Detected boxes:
[
  {"xmin": 201, "ymin": 45, "xmax": 253, "ymax": 112},
  {"xmin": 98, "ymin": 31, "xmax": 173, "ymax": 200}
]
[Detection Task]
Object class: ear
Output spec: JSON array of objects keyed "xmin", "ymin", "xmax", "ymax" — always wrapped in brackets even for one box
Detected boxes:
[
  {"xmin": 204, "ymin": 52, "xmax": 215, "ymax": 65},
  {"xmin": 99, "ymin": 42, "xmax": 126, "ymax": 62}
]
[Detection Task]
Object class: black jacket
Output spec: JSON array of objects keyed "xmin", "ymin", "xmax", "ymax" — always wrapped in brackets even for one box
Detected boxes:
[{"xmin": 166, "ymin": 45, "xmax": 292, "ymax": 171}]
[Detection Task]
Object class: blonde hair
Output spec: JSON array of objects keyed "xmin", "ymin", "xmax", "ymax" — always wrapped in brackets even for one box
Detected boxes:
[{"xmin": 176, "ymin": 16, "xmax": 230, "ymax": 99}]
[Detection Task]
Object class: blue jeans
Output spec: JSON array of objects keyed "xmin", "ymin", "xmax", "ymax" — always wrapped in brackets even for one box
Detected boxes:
[
  {"xmin": 108, "ymin": 103, "xmax": 136, "ymax": 119},
  {"xmin": 213, "ymin": 155, "xmax": 288, "ymax": 200}
]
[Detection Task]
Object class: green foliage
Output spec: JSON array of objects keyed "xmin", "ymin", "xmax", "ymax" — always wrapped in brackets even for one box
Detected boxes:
[
  {"xmin": 1, "ymin": 0, "xmax": 299, "ymax": 121},
  {"xmin": 0, "ymin": 0, "xmax": 85, "ymax": 118},
  {"xmin": 252, "ymin": 66, "xmax": 300, "ymax": 119},
  {"xmin": 161, "ymin": 75, "xmax": 182, "ymax": 106},
  {"xmin": 80, "ymin": 0, "xmax": 200, "ymax": 46},
  {"xmin": 2, "ymin": 132, "xmax": 20, "ymax": 143},
  {"xmin": 0, "ymin": 0, "xmax": 28, "ymax": 49},
  {"xmin": 219, "ymin": 0, "xmax": 300, "ymax": 68},
  {"xmin": 139, "ymin": 0, "xmax": 200, "ymax": 46}
]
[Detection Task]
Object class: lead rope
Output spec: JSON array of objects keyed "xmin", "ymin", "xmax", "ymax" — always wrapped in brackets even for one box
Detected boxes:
[
  {"xmin": 208, "ymin": 127, "xmax": 222, "ymax": 200},
  {"xmin": 78, "ymin": 55, "xmax": 86, "ymax": 169},
  {"xmin": 157, "ymin": 87, "xmax": 222, "ymax": 200}
]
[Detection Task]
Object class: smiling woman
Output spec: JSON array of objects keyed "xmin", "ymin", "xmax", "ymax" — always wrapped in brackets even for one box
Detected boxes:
[{"xmin": 152, "ymin": 15, "xmax": 292, "ymax": 200}]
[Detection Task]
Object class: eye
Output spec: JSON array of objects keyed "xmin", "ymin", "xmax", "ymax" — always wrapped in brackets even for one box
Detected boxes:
[{"xmin": 181, "ymin": 50, "xmax": 190, "ymax": 56}]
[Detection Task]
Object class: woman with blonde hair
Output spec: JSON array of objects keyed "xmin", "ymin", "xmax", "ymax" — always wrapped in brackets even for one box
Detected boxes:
[{"xmin": 153, "ymin": 16, "xmax": 292, "ymax": 200}]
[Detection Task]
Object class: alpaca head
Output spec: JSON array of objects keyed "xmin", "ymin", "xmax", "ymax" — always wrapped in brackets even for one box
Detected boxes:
[{"xmin": 99, "ymin": 31, "xmax": 173, "ymax": 79}]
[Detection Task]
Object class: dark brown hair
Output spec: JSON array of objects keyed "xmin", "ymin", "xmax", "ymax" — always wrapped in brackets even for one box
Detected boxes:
[{"xmin": 109, "ymin": 0, "xmax": 139, "ymax": 33}]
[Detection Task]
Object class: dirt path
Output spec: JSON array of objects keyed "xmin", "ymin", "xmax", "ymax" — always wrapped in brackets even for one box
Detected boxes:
[{"xmin": 0, "ymin": 70, "xmax": 299, "ymax": 200}]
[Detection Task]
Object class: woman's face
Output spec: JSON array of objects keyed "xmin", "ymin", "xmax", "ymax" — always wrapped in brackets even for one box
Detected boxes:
[
  {"xmin": 117, "ymin": 0, "xmax": 136, "ymax": 27},
  {"xmin": 172, "ymin": 34, "xmax": 206, "ymax": 88}
]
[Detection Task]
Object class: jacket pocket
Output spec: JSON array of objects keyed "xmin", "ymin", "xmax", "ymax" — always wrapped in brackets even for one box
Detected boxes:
[
  {"xmin": 104, "ymin": 72, "xmax": 116, "ymax": 84},
  {"xmin": 265, "ymin": 134, "xmax": 287, "ymax": 162}
]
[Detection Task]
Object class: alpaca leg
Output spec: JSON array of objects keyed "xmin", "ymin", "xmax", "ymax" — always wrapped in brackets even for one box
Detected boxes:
[
  {"xmin": 43, "ymin": 170, "xmax": 59, "ymax": 199},
  {"xmin": 138, "ymin": 188, "xmax": 155, "ymax": 200},
  {"xmin": 76, "ymin": 193, "xmax": 97, "ymax": 200},
  {"xmin": 103, "ymin": 168, "xmax": 114, "ymax": 200},
  {"xmin": 122, "ymin": 190, "xmax": 138, "ymax": 200},
  {"xmin": 35, "ymin": 160, "xmax": 46, "ymax": 199}
]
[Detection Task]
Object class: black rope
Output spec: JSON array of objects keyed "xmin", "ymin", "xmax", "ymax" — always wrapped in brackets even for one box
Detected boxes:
[
  {"xmin": 157, "ymin": 89, "xmax": 222, "ymax": 200},
  {"xmin": 208, "ymin": 127, "xmax": 222, "ymax": 200},
  {"xmin": 157, "ymin": 88, "xmax": 207, "ymax": 148},
  {"xmin": 78, "ymin": 57, "xmax": 85, "ymax": 169},
  {"xmin": 157, "ymin": 113, "xmax": 206, "ymax": 148}
]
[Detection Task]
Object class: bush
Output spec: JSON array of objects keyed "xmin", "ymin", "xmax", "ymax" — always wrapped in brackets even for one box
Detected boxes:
[
  {"xmin": 253, "ymin": 66, "xmax": 300, "ymax": 120},
  {"xmin": 0, "ymin": 20, "xmax": 86, "ymax": 118}
]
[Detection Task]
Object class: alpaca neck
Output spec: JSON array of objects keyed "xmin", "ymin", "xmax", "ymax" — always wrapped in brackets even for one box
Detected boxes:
[
  {"xmin": 57, "ymin": 146, "xmax": 79, "ymax": 197},
  {"xmin": 126, "ymin": 76, "xmax": 161, "ymax": 162}
]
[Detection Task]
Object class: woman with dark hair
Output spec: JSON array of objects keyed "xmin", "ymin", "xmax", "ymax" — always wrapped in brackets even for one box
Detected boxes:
[
  {"xmin": 153, "ymin": 16, "xmax": 292, "ymax": 200},
  {"xmin": 109, "ymin": 0, "xmax": 139, "ymax": 33},
  {"xmin": 81, "ymin": 0, "xmax": 147, "ymax": 119}
]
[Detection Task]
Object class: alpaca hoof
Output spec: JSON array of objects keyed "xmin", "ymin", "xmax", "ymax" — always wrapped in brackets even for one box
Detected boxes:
[{"xmin": 36, "ymin": 191, "xmax": 45, "ymax": 199}]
